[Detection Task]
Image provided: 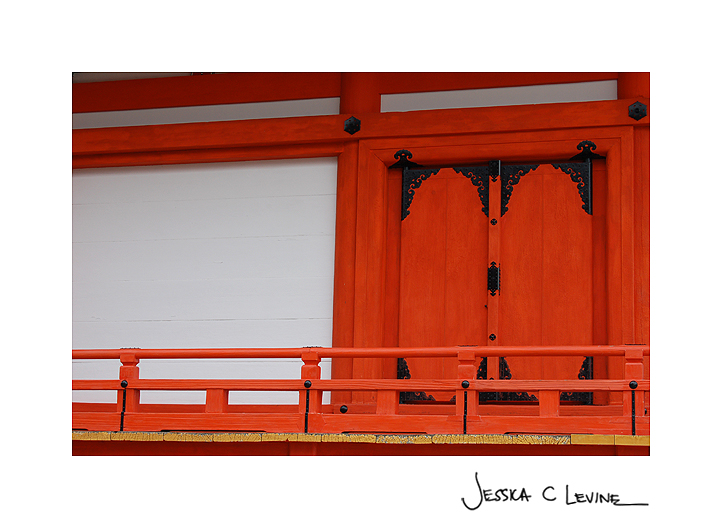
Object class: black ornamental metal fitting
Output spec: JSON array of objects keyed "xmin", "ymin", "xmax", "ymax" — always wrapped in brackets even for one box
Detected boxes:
[
  {"xmin": 462, "ymin": 380, "xmax": 470, "ymax": 389},
  {"xmin": 119, "ymin": 380, "xmax": 128, "ymax": 432},
  {"xmin": 628, "ymin": 102, "xmax": 647, "ymax": 121},
  {"xmin": 629, "ymin": 380, "xmax": 638, "ymax": 435},
  {"xmin": 304, "ymin": 380, "xmax": 312, "ymax": 388},
  {"xmin": 340, "ymin": 405, "xmax": 348, "ymax": 414},
  {"xmin": 344, "ymin": 116, "xmax": 361, "ymax": 135},
  {"xmin": 489, "ymin": 334, "xmax": 497, "ymax": 341}
]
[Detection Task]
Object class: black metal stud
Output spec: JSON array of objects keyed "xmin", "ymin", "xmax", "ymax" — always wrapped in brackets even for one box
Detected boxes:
[
  {"xmin": 304, "ymin": 380, "xmax": 312, "ymax": 388},
  {"xmin": 462, "ymin": 380, "xmax": 470, "ymax": 389},
  {"xmin": 120, "ymin": 380, "xmax": 128, "ymax": 388},
  {"xmin": 344, "ymin": 116, "xmax": 361, "ymax": 135},
  {"xmin": 489, "ymin": 334, "xmax": 496, "ymax": 341},
  {"xmin": 490, "ymin": 218, "xmax": 497, "ymax": 225},
  {"xmin": 340, "ymin": 405, "xmax": 348, "ymax": 414},
  {"xmin": 628, "ymin": 102, "xmax": 647, "ymax": 121}
]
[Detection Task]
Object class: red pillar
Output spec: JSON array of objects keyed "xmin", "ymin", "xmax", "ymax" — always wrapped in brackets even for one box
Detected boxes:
[{"xmin": 617, "ymin": 72, "xmax": 650, "ymax": 99}]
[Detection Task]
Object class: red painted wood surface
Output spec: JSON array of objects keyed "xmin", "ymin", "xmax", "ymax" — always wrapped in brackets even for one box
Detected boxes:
[
  {"xmin": 73, "ymin": 439, "xmax": 648, "ymax": 456},
  {"xmin": 73, "ymin": 346, "xmax": 649, "ymax": 437},
  {"xmin": 73, "ymin": 72, "xmax": 618, "ymax": 114},
  {"xmin": 399, "ymin": 168, "xmax": 488, "ymax": 401},
  {"xmin": 499, "ymin": 164, "xmax": 594, "ymax": 382},
  {"xmin": 72, "ymin": 73, "xmax": 650, "ymax": 453}
]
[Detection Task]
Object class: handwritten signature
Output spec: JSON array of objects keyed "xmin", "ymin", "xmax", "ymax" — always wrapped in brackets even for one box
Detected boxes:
[{"xmin": 462, "ymin": 472, "xmax": 648, "ymax": 509}]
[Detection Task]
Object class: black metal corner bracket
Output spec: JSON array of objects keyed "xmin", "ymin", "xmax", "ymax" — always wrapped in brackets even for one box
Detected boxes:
[
  {"xmin": 344, "ymin": 116, "xmax": 361, "ymax": 135},
  {"xmin": 551, "ymin": 140, "xmax": 602, "ymax": 215},
  {"xmin": 501, "ymin": 164, "xmax": 540, "ymax": 216},
  {"xmin": 561, "ymin": 356, "xmax": 594, "ymax": 404},
  {"xmin": 453, "ymin": 161, "xmax": 497, "ymax": 217},
  {"xmin": 477, "ymin": 358, "xmax": 537, "ymax": 402},
  {"xmin": 628, "ymin": 102, "xmax": 647, "ymax": 121},
  {"xmin": 397, "ymin": 358, "xmax": 435, "ymax": 403}
]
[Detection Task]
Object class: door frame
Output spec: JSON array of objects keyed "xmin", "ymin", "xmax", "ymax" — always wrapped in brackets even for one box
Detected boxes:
[{"xmin": 332, "ymin": 126, "xmax": 641, "ymax": 401}]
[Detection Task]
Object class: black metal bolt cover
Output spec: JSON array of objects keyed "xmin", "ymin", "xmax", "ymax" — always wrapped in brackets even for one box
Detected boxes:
[
  {"xmin": 490, "ymin": 219, "xmax": 497, "ymax": 225},
  {"xmin": 628, "ymin": 102, "xmax": 647, "ymax": 121},
  {"xmin": 340, "ymin": 405, "xmax": 348, "ymax": 414},
  {"xmin": 304, "ymin": 380, "xmax": 312, "ymax": 388},
  {"xmin": 489, "ymin": 334, "xmax": 496, "ymax": 341},
  {"xmin": 629, "ymin": 380, "xmax": 638, "ymax": 389},
  {"xmin": 120, "ymin": 380, "xmax": 128, "ymax": 388},
  {"xmin": 462, "ymin": 380, "xmax": 470, "ymax": 389},
  {"xmin": 344, "ymin": 116, "xmax": 361, "ymax": 135}
]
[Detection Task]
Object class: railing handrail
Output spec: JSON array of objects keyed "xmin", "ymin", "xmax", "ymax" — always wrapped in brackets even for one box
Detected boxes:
[
  {"xmin": 73, "ymin": 378, "xmax": 650, "ymax": 392},
  {"xmin": 72, "ymin": 344, "xmax": 650, "ymax": 360}
]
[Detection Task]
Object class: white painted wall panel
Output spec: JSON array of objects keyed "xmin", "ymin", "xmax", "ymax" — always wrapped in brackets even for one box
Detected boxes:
[
  {"xmin": 73, "ymin": 158, "xmax": 337, "ymax": 404},
  {"xmin": 72, "ymin": 98, "xmax": 340, "ymax": 129},
  {"xmin": 380, "ymin": 80, "xmax": 617, "ymax": 113}
]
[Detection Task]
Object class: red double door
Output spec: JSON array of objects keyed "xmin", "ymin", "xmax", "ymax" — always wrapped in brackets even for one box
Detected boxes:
[{"xmin": 398, "ymin": 161, "xmax": 607, "ymax": 402}]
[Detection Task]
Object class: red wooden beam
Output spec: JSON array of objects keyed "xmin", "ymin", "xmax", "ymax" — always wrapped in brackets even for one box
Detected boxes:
[
  {"xmin": 72, "ymin": 72, "xmax": 343, "ymax": 113},
  {"xmin": 73, "ymin": 72, "xmax": 620, "ymax": 114},
  {"xmin": 73, "ymin": 98, "xmax": 649, "ymax": 169}
]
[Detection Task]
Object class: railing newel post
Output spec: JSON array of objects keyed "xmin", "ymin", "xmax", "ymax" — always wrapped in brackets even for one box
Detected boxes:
[
  {"xmin": 300, "ymin": 350, "xmax": 322, "ymax": 432},
  {"xmin": 623, "ymin": 348, "xmax": 644, "ymax": 433},
  {"xmin": 118, "ymin": 353, "xmax": 140, "ymax": 431},
  {"xmin": 457, "ymin": 349, "xmax": 478, "ymax": 429}
]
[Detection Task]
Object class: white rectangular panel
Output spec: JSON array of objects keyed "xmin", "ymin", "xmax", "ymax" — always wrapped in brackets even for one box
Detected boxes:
[
  {"xmin": 72, "ymin": 98, "xmax": 340, "ymax": 129},
  {"xmin": 380, "ymin": 80, "xmax": 617, "ymax": 112},
  {"xmin": 73, "ymin": 158, "xmax": 337, "ymax": 404}
]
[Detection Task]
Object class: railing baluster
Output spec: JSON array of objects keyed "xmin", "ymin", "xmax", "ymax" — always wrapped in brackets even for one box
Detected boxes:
[
  {"xmin": 205, "ymin": 389, "xmax": 229, "ymax": 413},
  {"xmin": 376, "ymin": 390, "xmax": 399, "ymax": 415},
  {"xmin": 538, "ymin": 390, "xmax": 560, "ymax": 417}
]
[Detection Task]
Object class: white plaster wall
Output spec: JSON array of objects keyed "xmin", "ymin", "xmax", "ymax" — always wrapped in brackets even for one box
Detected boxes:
[
  {"xmin": 72, "ymin": 158, "xmax": 337, "ymax": 404},
  {"xmin": 72, "ymin": 98, "xmax": 340, "ymax": 129},
  {"xmin": 380, "ymin": 80, "xmax": 617, "ymax": 112}
]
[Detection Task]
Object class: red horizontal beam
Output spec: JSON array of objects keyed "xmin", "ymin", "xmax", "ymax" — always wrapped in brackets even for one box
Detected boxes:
[
  {"xmin": 72, "ymin": 345, "xmax": 649, "ymax": 360},
  {"xmin": 72, "ymin": 98, "xmax": 650, "ymax": 170},
  {"xmin": 73, "ymin": 72, "xmax": 619, "ymax": 114},
  {"xmin": 72, "ymin": 72, "xmax": 343, "ymax": 113},
  {"xmin": 73, "ymin": 378, "xmax": 649, "ymax": 392}
]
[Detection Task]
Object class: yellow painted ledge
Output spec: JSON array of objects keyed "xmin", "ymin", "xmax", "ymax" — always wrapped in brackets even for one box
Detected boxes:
[
  {"xmin": 572, "ymin": 434, "xmax": 650, "ymax": 446},
  {"xmin": 72, "ymin": 431, "xmax": 649, "ymax": 446}
]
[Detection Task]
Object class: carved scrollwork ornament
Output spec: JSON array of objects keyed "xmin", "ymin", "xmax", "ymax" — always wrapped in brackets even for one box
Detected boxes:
[
  {"xmin": 501, "ymin": 164, "xmax": 539, "ymax": 216},
  {"xmin": 401, "ymin": 168, "xmax": 441, "ymax": 220},
  {"xmin": 397, "ymin": 358, "xmax": 435, "ymax": 403},
  {"xmin": 453, "ymin": 166, "xmax": 491, "ymax": 217}
]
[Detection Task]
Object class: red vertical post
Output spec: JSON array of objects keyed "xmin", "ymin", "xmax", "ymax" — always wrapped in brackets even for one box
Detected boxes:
[
  {"xmin": 205, "ymin": 389, "xmax": 229, "ymax": 413},
  {"xmin": 456, "ymin": 349, "xmax": 478, "ymax": 418},
  {"xmin": 119, "ymin": 353, "xmax": 140, "ymax": 413},
  {"xmin": 301, "ymin": 350, "xmax": 323, "ymax": 415},
  {"xmin": 538, "ymin": 391, "xmax": 560, "ymax": 417}
]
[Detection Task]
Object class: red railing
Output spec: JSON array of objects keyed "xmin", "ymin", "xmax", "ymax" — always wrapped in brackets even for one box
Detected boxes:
[{"xmin": 72, "ymin": 346, "xmax": 649, "ymax": 436}]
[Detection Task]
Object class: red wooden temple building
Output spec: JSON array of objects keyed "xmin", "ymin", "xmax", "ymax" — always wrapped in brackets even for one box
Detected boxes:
[{"xmin": 72, "ymin": 72, "xmax": 650, "ymax": 455}]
